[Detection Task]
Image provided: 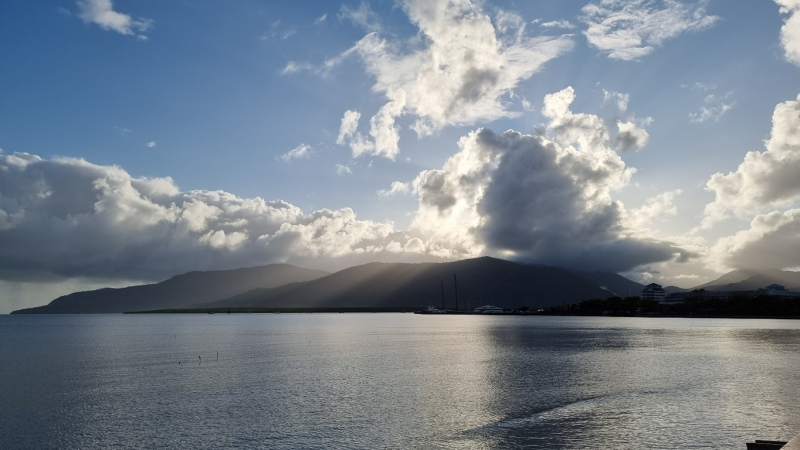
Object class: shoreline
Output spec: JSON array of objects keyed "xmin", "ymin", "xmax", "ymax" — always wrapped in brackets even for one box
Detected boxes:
[
  {"xmin": 124, "ymin": 306, "xmax": 425, "ymax": 314},
  {"xmin": 117, "ymin": 307, "xmax": 800, "ymax": 319},
  {"xmin": 539, "ymin": 312, "xmax": 800, "ymax": 320}
]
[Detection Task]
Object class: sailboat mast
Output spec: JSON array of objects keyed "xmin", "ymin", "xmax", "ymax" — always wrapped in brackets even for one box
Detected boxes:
[
  {"xmin": 454, "ymin": 273, "xmax": 458, "ymax": 312},
  {"xmin": 441, "ymin": 279, "xmax": 445, "ymax": 310}
]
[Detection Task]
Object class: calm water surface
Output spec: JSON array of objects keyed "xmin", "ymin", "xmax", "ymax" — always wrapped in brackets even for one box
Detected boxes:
[{"xmin": 2, "ymin": 314, "xmax": 799, "ymax": 449}]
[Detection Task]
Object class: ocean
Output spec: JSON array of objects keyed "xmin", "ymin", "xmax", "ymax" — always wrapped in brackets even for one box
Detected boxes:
[{"xmin": 2, "ymin": 314, "xmax": 799, "ymax": 449}]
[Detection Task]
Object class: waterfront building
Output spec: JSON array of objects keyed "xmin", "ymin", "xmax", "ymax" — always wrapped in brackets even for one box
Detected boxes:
[
  {"xmin": 641, "ymin": 283, "xmax": 666, "ymax": 302},
  {"xmin": 764, "ymin": 284, "xmax": 787, "ymax": 295},
  {"xmin": 763, "ymin": 284, "xmax": 800, "ymax": 297}
]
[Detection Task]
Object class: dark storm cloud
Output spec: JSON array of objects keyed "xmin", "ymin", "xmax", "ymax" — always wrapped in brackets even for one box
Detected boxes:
[{"xmin": 409, "ymin": 88, "xmax": 687, "ymax": 273}]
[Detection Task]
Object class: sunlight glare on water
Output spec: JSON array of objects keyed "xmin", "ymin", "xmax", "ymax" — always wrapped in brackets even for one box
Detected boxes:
[{"xmin": 1, "ymin": 314, "xmax": 799, "ymax": 449}]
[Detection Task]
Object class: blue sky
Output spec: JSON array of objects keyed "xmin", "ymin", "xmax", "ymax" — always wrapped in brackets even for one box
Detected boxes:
[{"xmin": 2, "ymin": 0, "xmax": 800, "ymax": 312}]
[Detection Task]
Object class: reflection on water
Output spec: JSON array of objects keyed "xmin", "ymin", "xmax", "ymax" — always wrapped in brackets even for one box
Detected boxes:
[{"xmin": 1, "ymin": 315, "xmax": 799, "ymax": 449}]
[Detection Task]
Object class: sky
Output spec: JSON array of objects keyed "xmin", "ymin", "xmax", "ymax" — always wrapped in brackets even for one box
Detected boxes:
[{"xmin": 1, "ymin": 0, "xmax": 800, "ymax": 313}]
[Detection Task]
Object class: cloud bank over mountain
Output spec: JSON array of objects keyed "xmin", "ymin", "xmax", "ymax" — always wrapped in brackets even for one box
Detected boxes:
[
  {"xmin": 712, "ymin": 209, "xmax": 800, "ymax": 272},
  {"xmin": 5, "ymin": 86, "xmax": 800, "ymax": 292},
  {"xmin": 0, "ymin": 87, "xmax": 683, "ymax": 284},
  {"xmin": 4, "ymin": 1, "xmax": 800, "ymax": 315},
  {"xmin": 0, "ymin": 151, "xmax": 434, "ymax": 282},
  {"xmin": 410, "ymin": 87, "xmax": 682, "ymax": 272}
]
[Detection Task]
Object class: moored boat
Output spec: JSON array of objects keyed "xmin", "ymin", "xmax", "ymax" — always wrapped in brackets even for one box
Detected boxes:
[{"xmin": 414, "ymin": 305, "xmax": 447, "ymax": 314}]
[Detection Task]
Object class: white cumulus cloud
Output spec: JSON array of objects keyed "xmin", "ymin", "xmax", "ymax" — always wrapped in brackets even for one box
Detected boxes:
[
  {"xmin": 339, "ymin": 1, "xmax": 382, "ymax": 32},
  {"xmin": 77, "ymin": 0, "xmax": 152, "ymax": 38},
  {"xmin": 280, "ymin": 61, "xmax": 314, "ymax": 75},
  {"xmin": 615, "ymin": 118, "xmax": 651, "ymax": 152},
  {"xmin": 603, "ymin": 89, "xmax": 630, "ymax": 112},
  {"xmin": 278, "ymin": 143, "xmax": 312, "ymax": 162},
  {"xmin": 710, "ymin": 208, "xmax": 800, "ymax": 271},
  {"xmin": 689, "ymin": 103, "xmax": 733, "ymax": 123},
  {"xmin": 776, "ymin": 0, "xmax": 800, "ymax": 67},
  {"xmin": 689, "ymin": 91, "xmax": 735, "ymax": 123},
  {"xmin": 702, "ymin": 94, "xmax": 800, "ymax": 226},
  {"xmin": 337, "ymin": 110, "xmax": 361, "ymax": 144},
  {"xmin": 581, "ymin": 0, "xmax": 718, "ymax": 61},
  {"xmin": 335, "ymin": 163, "xmax": 353, "ymax": 175},
  {"xmin": 328, "ymin": 0, "xmax": 574, "ymax": 158},
  {"xmin": 626, "ymin": 190, "xmax": 682, "ymax": 233},
  {"xmin": 378, "ymin": 181, "xmax": 410, "ymax": 198},
  {"xmin": 540, "ymin": 20, "xmax": 576, "ymax": 30}
]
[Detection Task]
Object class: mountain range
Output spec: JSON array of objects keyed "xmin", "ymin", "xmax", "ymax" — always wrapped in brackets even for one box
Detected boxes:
[
  {"xmin": 695, "ymin": 269, "xmax": 800, "ymax": 292},
  {"xmin": 570, "ymin": 271, "xmax": 647, "ymax": 298},
  {"xmin": 13, "ymin": 257, "xmax": 631, "ymax": 314},
  {"xmin": 11, "ymin": 264, "xmax": 329, "ymax": 314},
  {"xmin": 207, "ymin": 257, "xmax": 615, "ymax": 311},
  {"xmin": 13, "ymin": 257, "xmax": 800, "ymax": 315}
]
